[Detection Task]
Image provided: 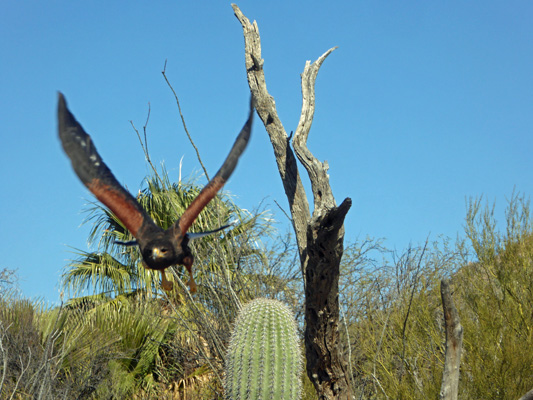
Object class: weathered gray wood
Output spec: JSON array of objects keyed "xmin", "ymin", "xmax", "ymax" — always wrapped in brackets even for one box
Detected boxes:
[
  {"xmin": 518, "ymin": 388, "xmax": 533, "ymax": 400},
  {"xmin": 232, "ymin": 4, "xmax": 310, "ymax": 264},
  {"xmin": 233, "ymin": 4, "xmax": 353, "ymax": 399},
  {"xmin": 440, "ymin": 279, "xmax": 463, "ymax": 400}
]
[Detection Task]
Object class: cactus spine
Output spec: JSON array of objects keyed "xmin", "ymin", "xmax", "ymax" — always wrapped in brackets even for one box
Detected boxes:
[{"xmin": 224, "ymin": 298, "xmax": 302, "ymax": 400}]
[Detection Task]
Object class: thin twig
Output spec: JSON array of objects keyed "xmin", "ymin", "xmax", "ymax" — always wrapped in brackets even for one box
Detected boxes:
[
  {"xmin": 162, "ymin": 60, "xmax": 209, "ymax": 180},
  {"xmin": 9, "ymin": 348, "xmax": 31, "ymax": 400},
  {"xmin": 371, "ymin": 372, "xmax": 390, "ymax": 400},
  {"xmin": 0, "ymin": 323, "xmax": 11, "ymax": 397},
  {"xmin": 130, "ymin": 103, "xmax": 165, "ymax": 187},
  {"xmin": 164, "ymin": 279, "xmax": 224, "ymax": 384},
  {"xmin": 372, "ymin": 293, "xmax": 393, "ymax": 398},
  {"xmin": 273, "ymin": 199, "xmax": 292, "ymax": 223},
  {"xmin": 143, "ymin": 102, "xmax": 151, "ymax": 155},
  {"xmin": 400, "ymin": 236, "xmax": 430, "ymax": 374}
]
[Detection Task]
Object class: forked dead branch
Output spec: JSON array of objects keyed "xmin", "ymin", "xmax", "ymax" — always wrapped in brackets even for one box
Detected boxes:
[{"xmin": 233, "ymin": 4, "xmax": 353, "ymax": 399}]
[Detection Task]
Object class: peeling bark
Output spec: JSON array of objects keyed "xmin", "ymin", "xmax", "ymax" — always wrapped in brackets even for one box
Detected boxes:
[{"xmin": 233, "ymin": 4, "xmax": 353, "ymax": 398}]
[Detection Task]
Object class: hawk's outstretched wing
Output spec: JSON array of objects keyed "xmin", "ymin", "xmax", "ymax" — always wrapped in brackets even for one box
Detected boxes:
[
  {"xmin": 58, "ymin": 93, "xmax": 159, "ymax": 239},
  {"xmin": 58, "ymin": 92, "xmax": 254, "ymax": 293},
  {"xmin": 175, "ymin": 97, "xmax": 254, "ymax": 235}
]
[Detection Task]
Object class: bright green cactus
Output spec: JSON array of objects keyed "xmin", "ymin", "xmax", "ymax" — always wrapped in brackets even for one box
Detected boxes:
[{"xmin": 224, "ymin": 298, "xmax": 303, "ymax": 400}]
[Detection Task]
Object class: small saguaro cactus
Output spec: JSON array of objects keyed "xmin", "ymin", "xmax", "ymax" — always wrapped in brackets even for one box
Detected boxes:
[{"xmin": 224, "ymin": 298, "xmax": 303, "ymax": 400}]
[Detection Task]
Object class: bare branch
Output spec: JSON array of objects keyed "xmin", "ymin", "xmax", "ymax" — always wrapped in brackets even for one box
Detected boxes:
[
  {"xmin": 130, "ymin": 104, "xmax": 165, "ymax": 187},
  {"xmin": 294, "ymin": 47, "xmax": 338, "ymax": 214},
  {"xmin": 400, "ymin": 238, "xmax": 429, "ymax": 372},
  {"xmin": 9, "ymin": 347, "xmax": 31, "ymax": 400},
  {"xmin": 162, "ymin": 60, "xmax": 210, "ymax": 181},
  {"xmin": 0, "ymin": 323, "xmax": 10, "ymax": 397},
  {"xmin": 232, "ymin": 3, "xmax": 310, "ymax": 262},
  {"xmin": 0, "ymin": 268, "xmax": 18, "ymax": 291}
]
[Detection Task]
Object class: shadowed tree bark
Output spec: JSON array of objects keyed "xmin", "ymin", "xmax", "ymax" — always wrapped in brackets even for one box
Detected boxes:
[
  {"xmin": 233, "ymin": 4, "xmax": 353, "ymax": 399},
  {"xmin": 440, "ymin": 279, "xmax": 463, "ymax": 400}
]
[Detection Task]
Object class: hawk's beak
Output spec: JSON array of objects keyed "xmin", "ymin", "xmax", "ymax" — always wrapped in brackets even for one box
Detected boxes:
[{"xmin": 151, "ymin": 248, "xmax": 162, "ymax": 259}]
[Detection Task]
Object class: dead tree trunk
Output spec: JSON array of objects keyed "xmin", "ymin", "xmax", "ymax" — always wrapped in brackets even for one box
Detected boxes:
[
  {"xmin": 440, "ymin": 279, "xmax": 463, "ymax": 400},
  {"xmin": 233, "ymin": 4, "xmax": 353, "ymax": 399}
]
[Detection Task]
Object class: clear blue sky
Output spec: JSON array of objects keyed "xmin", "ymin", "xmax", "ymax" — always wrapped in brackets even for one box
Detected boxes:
[{"xmin": 1, "ymin": 2, "xmax": 532, "ymax": 303}]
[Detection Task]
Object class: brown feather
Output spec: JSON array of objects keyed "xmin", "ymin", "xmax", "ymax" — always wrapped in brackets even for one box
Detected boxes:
[
  {"xmin": 87, "ymin": 180, "xmax": 146, "ymax": 237},
  {"xmin": 58, "ymin": 92, "xmax": 156, "ymax": 238},
  {"xmin": 178, "ymin": 176, "xmax": 225, "ymax": 234},
  {"xmin": 174, "ymin": 97, "xmax": 254, "ymax": 236},
  {"xmin": 59, "ymin": 92, "xmax": 253, "ymax": 293}
]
